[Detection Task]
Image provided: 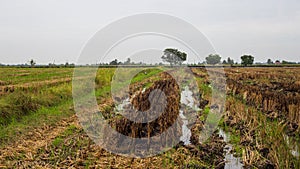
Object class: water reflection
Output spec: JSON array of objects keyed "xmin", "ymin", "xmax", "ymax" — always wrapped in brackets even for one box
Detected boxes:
[
  {"xmin": 179, "ymin": 86, "xmax": 200, "ymax": 145},
  {"xmin": 284, "ymin": 134, "xmax": 299, "ymax": 158},
  {"xmin": 179, "ymin": 110, "xmax": 191, "ymax": 145},
  {"xmin": 218, "ymin": 128, "xmax": 243, "ymax": 169},
  {"xmin": 115, "ymin": 88, "xmax": 145, "ymax": 112}
]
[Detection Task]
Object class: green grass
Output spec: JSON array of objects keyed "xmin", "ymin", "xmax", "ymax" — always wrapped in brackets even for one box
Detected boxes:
[
  {"xmin": 130, "ymin": 68, "xmax": 162, "ymax": 84},
  {"xmin": 0, "ymin": 67, "xmax": 162, "ymax": 147},
  {"xmin": 0, "ymin": 100, "xmax": 73, "ymax": 146},
  {"xmin": 0, "ymin": 82, "xmax": 72, "ymax": 126},
  {"xmin": 0, "ymin": 67, "xmax": 73, "ymax": 85},
  {"xmin": 221, "ymin": 95, "xmax": 300, "ymax": 168},
  {"xmin": 195, "ymin": 77, "xmax": 211, "ymax": 99},
  {"xmin": 95, "ymin": 68, "xmax": 162, "ymax": 98}
]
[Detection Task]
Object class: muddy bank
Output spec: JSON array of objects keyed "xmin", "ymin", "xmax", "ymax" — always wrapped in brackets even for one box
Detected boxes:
[
  {"xmin": 101, "ymin": 74, "xmax": 182, "ymax": 156},
  {"xmin": 112, "ymin": 77, "xmax": 181, "ymax": 138}
]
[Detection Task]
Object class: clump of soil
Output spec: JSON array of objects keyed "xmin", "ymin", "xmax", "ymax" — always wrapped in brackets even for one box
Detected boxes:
[
  {"xmin": 182, "ymin": 133, "xmax": 226, "ymax": 169},
  {"xmin": 113, "ymin": 74, "xmax": 180, "ymax": 138},
  {"xmin": 102, "ymin": 73, "xmax": 182, "ymax": 156}
]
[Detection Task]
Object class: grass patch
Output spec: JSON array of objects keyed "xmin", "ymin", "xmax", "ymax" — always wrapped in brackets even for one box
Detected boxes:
[
  {"xmin": 0, "ymin": 100, "xmax": 73, "ymax": 146},
  {"xmin": 0, "ymin": 83, "xmax": 72, "ymax": 126}
]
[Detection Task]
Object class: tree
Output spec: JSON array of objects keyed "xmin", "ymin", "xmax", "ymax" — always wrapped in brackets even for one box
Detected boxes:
[
  {"xmin": 205, "ymin": 54, "xmax": 221, "ymax": 65},
  {"xmin": 109, "ymin": 59, "xmax": 119, "ymax": 65},
  {"xmin": 161, "ymin": 48, "xmax": 187, "ymax": 67},
  {"xmin": 241, "ymin": 55, "xmax": 254, "ymax": 66},
  {"xmin": 282, "ymin": 60, "xmax": 296, "ymax": 64},
  {"xmin": 227, "ymin": 57, "xmax": 234, "ymax": 65},
  {"xmin": 29, "ymin": 59, "xmax": 36, "ymax": 67},
  {"xmin": 267, "ymin": 59, "xmax": 273, "ymax": 64},
  {"xmin": 124, "ymin": 58, "xmax": 131, "ymax": 65}
]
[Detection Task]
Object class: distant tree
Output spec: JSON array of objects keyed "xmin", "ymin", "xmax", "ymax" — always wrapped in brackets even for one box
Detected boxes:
[
  {"xmin": 124, "ymin": 58, "xmax": 131, "ymax": 65},
  {"xmin": 282, "ymin": 60, "xmax": 296, "ymax": 64},
  {"xmin": 222, "ymin": 60, "xmax": 227, "ymax": 64},
  {"xmin": 109, "ymin": 59, "xmax": 119, "ymax": 65},
  {"xmin": 29, "ymin": 59, "xmax": 36, "ymax": 67},
  {"xmin": 161, "ymin": 48, "xmax": 187, "ymax": 67},
  {"xmin": 227, "ymin": 57, "xmax": 234, "ymax": 65},
  {"xmin": 241, "ymin": 55, "xmax": 254, "ymax": 66},
  {"xmin": 267, "ymin": 59, "xmax": 273, "ymax": 64},
  {"xmin": 65, "ymin": 62, "xmax": 69, "ymax": 67},
  {"xmin": 205, "ymin": 54, "xmax": 221, "ymax": 65}
]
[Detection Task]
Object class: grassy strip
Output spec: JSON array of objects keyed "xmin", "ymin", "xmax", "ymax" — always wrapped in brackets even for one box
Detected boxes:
[
  {"xmin": 0, "ymin": 82, "xmax": 72, "ymax": 126},
  {"xmin": 95, "ymin": 68, "xmax": 162, "ymax": 98},
  {"xmin": 0, "ymin": 68, "xmax": 162, "ymax": 147},
  {"xmin": 0, "ymin": 100, "xmax": 73, "ymax": 146},
  {"xmin": 0, "ymin": 68, "xmax": 73, "ymax": 85}
]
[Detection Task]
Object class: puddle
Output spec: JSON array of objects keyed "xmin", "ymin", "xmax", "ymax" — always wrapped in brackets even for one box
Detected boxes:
[
  {"xmin": 218, "ymin": 128, "xmax": 243, "ymax": 169},
  {"xmin": 179, "ymin": 110, "xmax": 191, "ymax": 145},
  {"xmin": 180, "ymin": 86, "xmax": 194, "ymax": 108},
  {"xmin": 284, "ymin": 134, "xmax": 299, "ymax": 158},
  {"xmin": 179, "ymin": 86, "xmax": 200, "ymax": 145},
  {"xmin": 115, "ymin": 97, "xmax": 130, "ymax": 112},
  {"xmin": 115, "ymin": 88, "xmax": 146, "ymax": 112}
]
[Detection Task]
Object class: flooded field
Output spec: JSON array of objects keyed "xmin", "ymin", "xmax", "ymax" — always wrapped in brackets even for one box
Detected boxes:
[{"xmin": 0, "ymin": 67, "xmax": 299, "ymax": 168}]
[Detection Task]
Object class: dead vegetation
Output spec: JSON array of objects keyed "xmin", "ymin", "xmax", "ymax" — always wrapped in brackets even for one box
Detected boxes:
[
  {"xmin": 191, "ymin": 67, "xmax": 300, "ymax": 168},
  {"xmin": 1, "ymin": 67, "xmax": 299, "ymax": 168}
]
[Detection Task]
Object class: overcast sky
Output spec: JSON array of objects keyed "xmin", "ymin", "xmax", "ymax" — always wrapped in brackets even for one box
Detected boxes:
[{"xmin": 0, "ymin": 0, "xmax": 299, "ymax": 64}]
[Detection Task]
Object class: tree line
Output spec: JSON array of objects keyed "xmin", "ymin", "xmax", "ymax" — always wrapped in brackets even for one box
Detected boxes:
[{"xmin": 1, "ymin": 48, "xmax": 298, "ymax": 67}]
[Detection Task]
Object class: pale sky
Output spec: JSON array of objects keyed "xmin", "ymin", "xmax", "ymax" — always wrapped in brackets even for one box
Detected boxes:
[{"xmin": 0, "ymin": 0, "xmax": 299, "ymax": 64}]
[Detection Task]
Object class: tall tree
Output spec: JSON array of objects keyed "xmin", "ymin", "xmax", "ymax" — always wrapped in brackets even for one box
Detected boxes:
[
  {"xmin": 29, "ymin": 59, "xmax": 36, "ymax": 67},
  {"xmin": 267, "ymin": 59, "xmax": 273, "ymax": 64},
  {"xmin": 124, "ymin": 58, "xmax": 131, "ymax": 65},
  {"xmin": 161, "ymin": 48, "xmax": 187, "ymax": 67},
  {"xmin": 205, "ymin": 54, "xmax": 221, "ymax": 65},
  {"xmin": 241, "ymin": 55, "xmax": 254, "ymax": 66},
  {"xmin": 227, "ymin": 57, "xmax": 234, "ymax": 65}
]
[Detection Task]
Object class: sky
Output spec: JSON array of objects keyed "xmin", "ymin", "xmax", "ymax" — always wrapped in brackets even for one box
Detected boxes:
[{"xmin": 0, "ymin": 0, "xmax": 299, "ymax": 64}]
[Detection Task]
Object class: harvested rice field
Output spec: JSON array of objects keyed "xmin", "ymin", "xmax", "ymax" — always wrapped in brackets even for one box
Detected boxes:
[{"xmin": 0, "ymin": 67, "xmax": 299, "ymax": 168}]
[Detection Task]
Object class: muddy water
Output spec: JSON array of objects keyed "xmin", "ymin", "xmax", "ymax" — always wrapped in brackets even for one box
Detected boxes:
[
  {"xmin": 179, "ymin": 86, "xmax": 201, "ymax": 145},
  {"xmin": 180, "ymin": 86, "xmax": 194, "ymax": 108},
  {"xmin": 115, "ymin": 88, "xmax": 146, "ymax": 112},
  {"xmin": 179, "ymin": 110, "xmax": 191, "ymax": 145},
  {"xmin": 115, "ymin": 97, "xmax": 130, "ymax": 112},
  {"xmin": 218, "ymin": 128, "xmax": 243, "ymax": 169}
]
